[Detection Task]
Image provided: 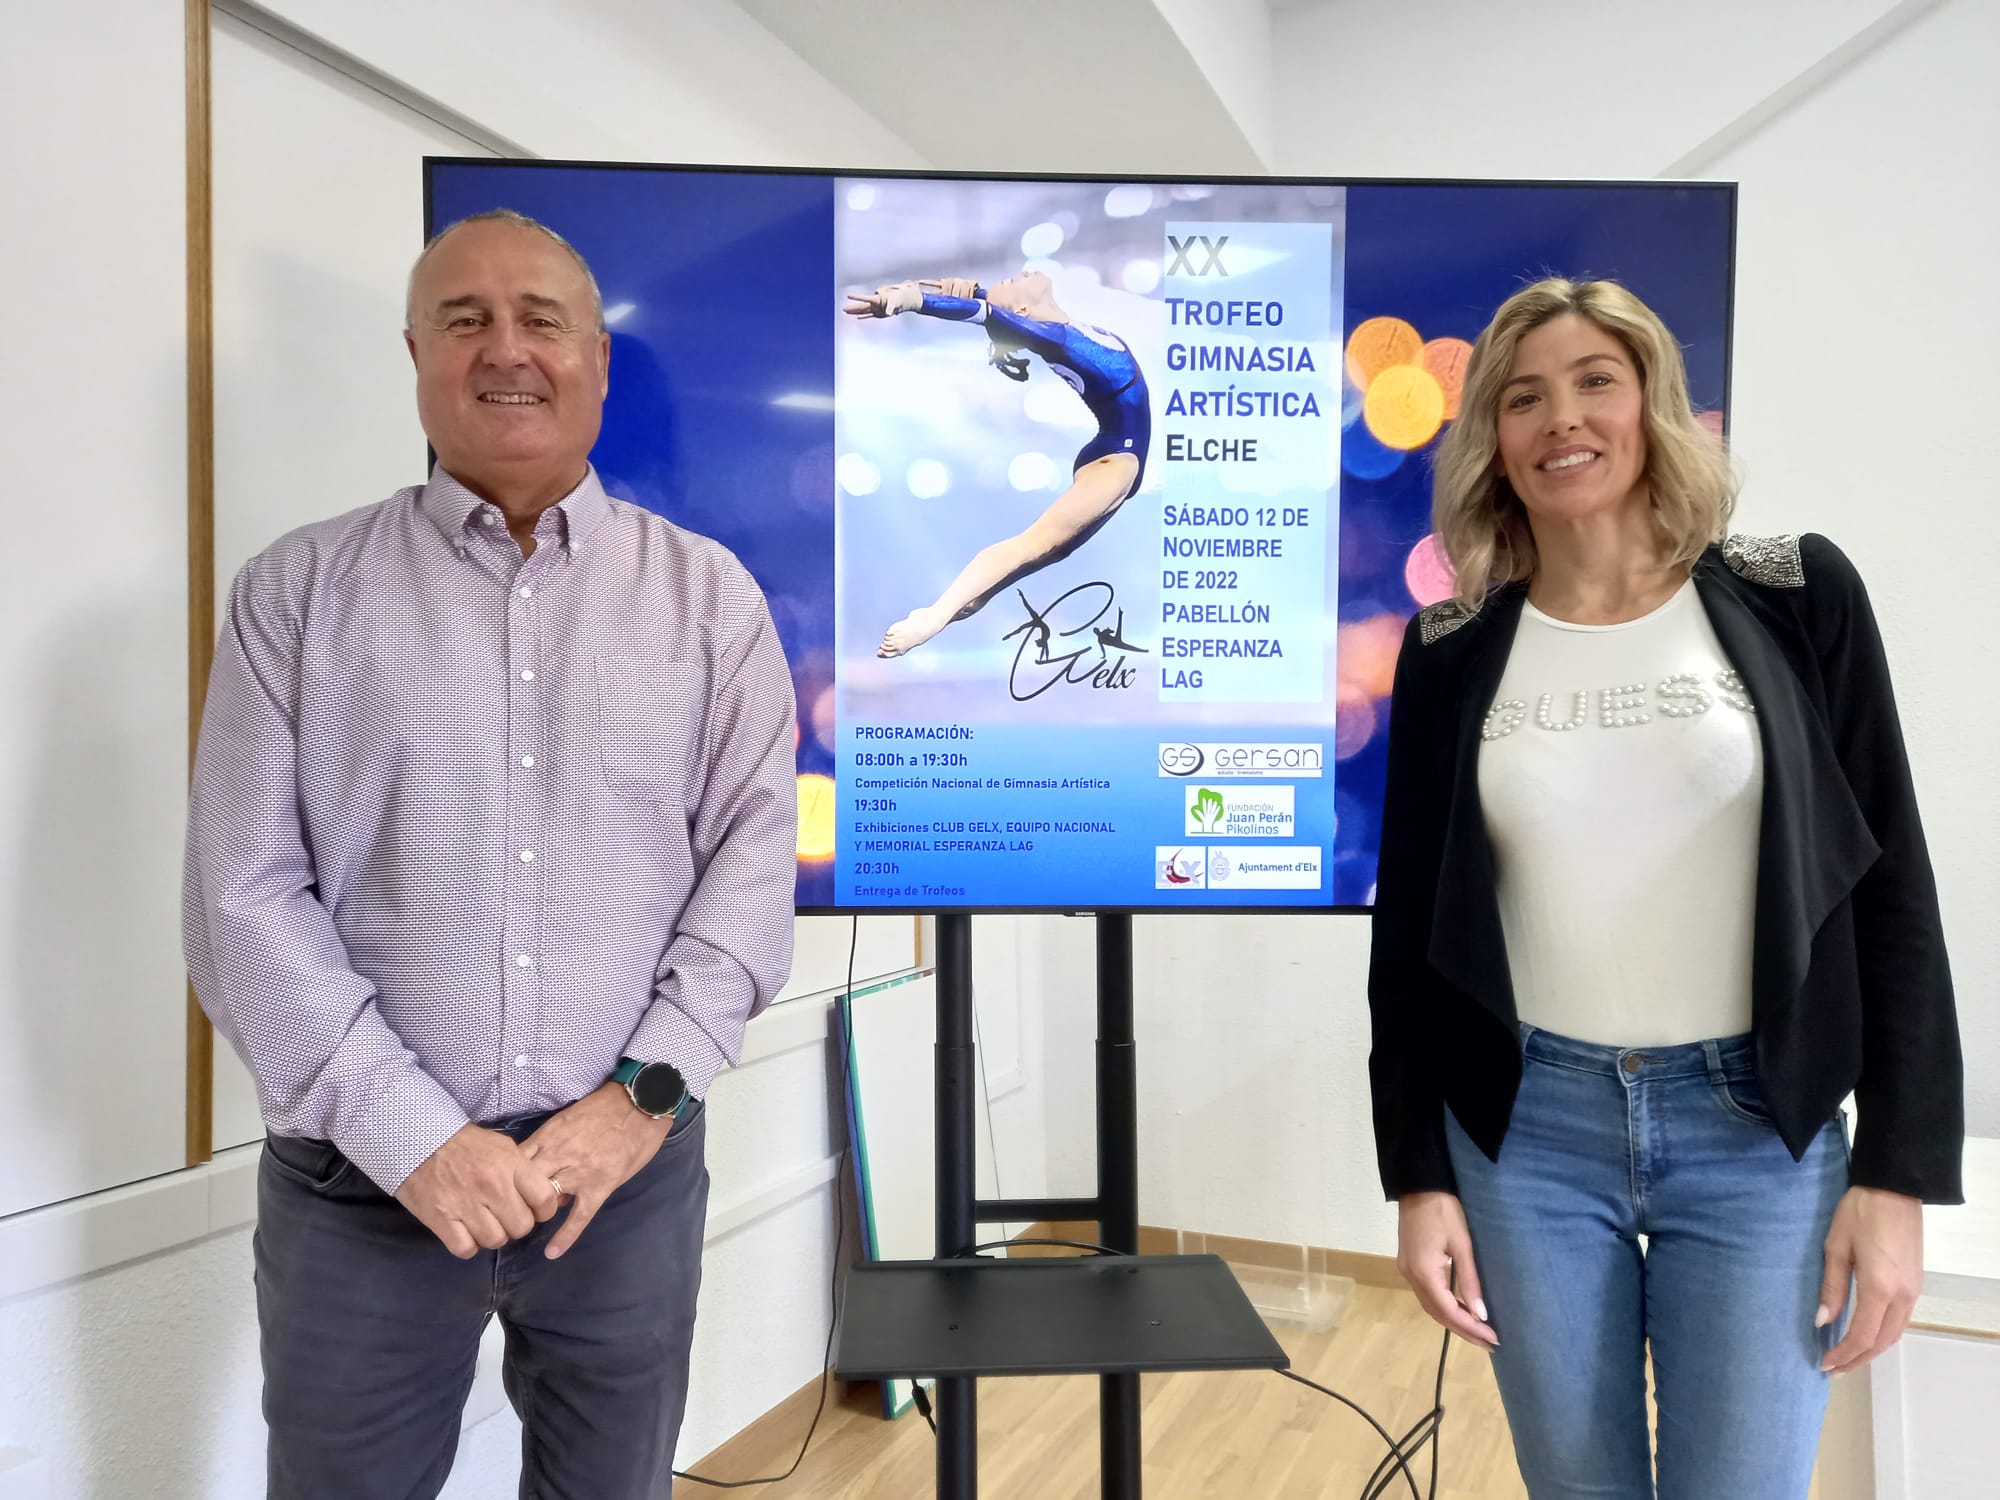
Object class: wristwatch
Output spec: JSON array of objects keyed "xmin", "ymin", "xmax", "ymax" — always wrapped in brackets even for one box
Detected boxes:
[{"xmin": 612, "ymin": 1057, "xmax": 690, "ymax": 1120}]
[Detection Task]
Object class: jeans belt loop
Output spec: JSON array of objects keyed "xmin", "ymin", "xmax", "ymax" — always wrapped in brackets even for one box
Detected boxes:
[{"xmin": 1701, "ymin": 1037, "xmax": 1727, "ymax": 1084}]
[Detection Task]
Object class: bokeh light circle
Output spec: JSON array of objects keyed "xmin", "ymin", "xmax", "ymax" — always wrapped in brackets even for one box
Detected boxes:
[
  {"xmin": 1008, "ymin": 452, "xmax": 1057, "ymax": 491},
  {"xmin": 1122, "ymin": 258, "xmax": 1162, "ymax": 294},
  {"xmin": 1344, "ymin": 316, "xmax": 1424, "ymax": 388},
  {"xmin": 1020, "ymin": 222, "xmax": 1064, "ymax": 258},
  {"xmin": 1422, "ymin": 337, "xmax": 1474, "ymax": 421},
  {"xmin": 1364, "ymin": 365, "xmax": 1446, "ymax": 451},
  {"xmin": 1337, "ymin": 613, "xmax": 1408, "ymax": 699},
  {"xmin": 906, "ymin": 459, "xmax": 951, "ymax": 499},
  {"xmin": 1341, "ymin": 420, "xmax": 1406, "ymax": 481},
  {"xmin": 796, "ymin": 774, "xmax": 837, "ymax": 861},
  {"xmin": 1334, "ymin": 682, "xmax": 1379, "ymax": 761},
  {"xmin": 836, "ymin": 452, "xmax": 879, "ymax": 496},
  {"xmin": 1104, "ymin": 185, "xmax": 1153, "ymax": 219},
  {"xmin": 810, "ymin": 684, "xmax": 837, "ymax": 756},
  {"xmin": 1403, "ymin": 534, "xmax": 1457, "ymax": 607}
]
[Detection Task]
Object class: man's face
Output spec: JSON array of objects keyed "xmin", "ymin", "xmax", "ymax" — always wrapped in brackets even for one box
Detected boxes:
[{"xmin": 405, "ymin": 221, "xmax": 610, "ymax": 493}]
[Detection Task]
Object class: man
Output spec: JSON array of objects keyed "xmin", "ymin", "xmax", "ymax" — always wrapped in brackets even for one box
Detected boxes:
[{"xmin": 184, "ymin": 208, "xmax": 798, "ymax": 1498}]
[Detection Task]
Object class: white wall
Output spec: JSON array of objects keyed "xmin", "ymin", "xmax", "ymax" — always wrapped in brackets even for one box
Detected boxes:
[
  {"xmin": 244, "ymin": 0, "xmax": 925, "ymax": 169},
  {"xmin": 0, "ymin": 0, "xmax": 192, "ymax": 1220},
  {"xmin": 734, "ymin": 0, "xmax": 1267, "ymax": 174},
  {"xmin": 1704, "ymin": 0, "xmax": 1999, "ymax": 1137},
  {"xmin": 1273, "ymin": 0, "xmax": 1927, "ymax": 181}
]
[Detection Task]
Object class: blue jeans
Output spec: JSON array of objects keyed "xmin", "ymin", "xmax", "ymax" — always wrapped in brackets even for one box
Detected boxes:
[{"xmin": 1444, "ymin": 1025, "xmax": 1850, "ymax": 1500}]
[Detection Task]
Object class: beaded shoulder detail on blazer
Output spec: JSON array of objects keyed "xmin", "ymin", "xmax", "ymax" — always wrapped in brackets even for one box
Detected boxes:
[
  {"xmin": 1720, "ymin": 532, "xmax": 1805, "ymax": 588},
  {"xmin": 1415, "ymin": 597, "xmax": 1480, "ymax": 645}
]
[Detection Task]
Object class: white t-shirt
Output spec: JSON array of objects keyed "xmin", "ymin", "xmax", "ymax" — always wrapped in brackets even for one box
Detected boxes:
[{"xmin": 1476, "ymin": 579, "xmax": 1763, "ymax": 1046}]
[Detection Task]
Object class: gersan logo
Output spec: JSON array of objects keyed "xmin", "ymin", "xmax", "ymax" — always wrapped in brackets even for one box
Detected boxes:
[{"xmin": 1156, "ymin": 743, "xmax": 1324, "ymax": 778}]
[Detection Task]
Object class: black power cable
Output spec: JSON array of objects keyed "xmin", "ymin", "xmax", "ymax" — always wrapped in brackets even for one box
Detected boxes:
[{"xmin": 937, "ymin": 1237, "xmax": 1455, "ymax": 1500}]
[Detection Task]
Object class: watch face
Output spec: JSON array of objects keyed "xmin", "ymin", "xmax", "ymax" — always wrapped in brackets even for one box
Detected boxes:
[{"xmin": 632, "ymin": 1062, "xmax": 688, "ymax": 1115}]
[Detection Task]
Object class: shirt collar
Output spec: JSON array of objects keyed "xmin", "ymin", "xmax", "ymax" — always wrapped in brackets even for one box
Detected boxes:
[{"xmin": 419, "ymin": 465, "xmax": 613, "ymax": 551}]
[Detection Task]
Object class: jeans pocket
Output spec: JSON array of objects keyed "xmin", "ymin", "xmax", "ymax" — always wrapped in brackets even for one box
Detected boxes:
[
  {"xmin": 262, "ymin": 1132, "xmax": 357, "ymax": 1193},
  {"xmin": 1713, "ymin": 1076, "xmax": 1776, "ymax": 1127},
  {"xmin": 656, "ymin": 1097, "xmax": 705, "ymax": 1152}
]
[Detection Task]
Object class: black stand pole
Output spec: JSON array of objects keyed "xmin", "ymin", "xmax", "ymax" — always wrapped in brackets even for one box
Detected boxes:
[
  {"xmin": 935, "ymin": 913, "xmax": 978, "ymax": 1498},
  {"xmin": 1095, "ymin": 914, "xmax": 1142, "ymax": 1498},
  {"xmin": 931, "ymin": 911, "xmax": 1143, "ymax": 1499}
]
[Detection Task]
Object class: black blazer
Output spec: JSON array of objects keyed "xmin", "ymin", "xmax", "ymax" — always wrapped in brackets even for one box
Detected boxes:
[{"xmin": 1367, "ymin": 533, "xmax": 1964, "ymax": 1205}]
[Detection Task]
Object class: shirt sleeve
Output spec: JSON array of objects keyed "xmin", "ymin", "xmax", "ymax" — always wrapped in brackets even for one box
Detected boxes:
[
  {"xmin": 1366, "ymin": 614, "xmax": 1459, "ymax": 1200},
  {"xmin": 1802, "ymin": 533, "xmax": 1964, "ymax": 1203},
  {"xmin": 625, "ymin": 581, "xmax": 798, "ymax": 1098},
  {"xmin": 183, "ymin": 553, "xmax": 469, "ymax": 1193}
]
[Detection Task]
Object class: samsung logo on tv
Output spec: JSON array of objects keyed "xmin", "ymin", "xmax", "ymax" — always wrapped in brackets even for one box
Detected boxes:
[{"xmin": 1157, "ymin": 742, "xmax": 1324, "ymax": 778}]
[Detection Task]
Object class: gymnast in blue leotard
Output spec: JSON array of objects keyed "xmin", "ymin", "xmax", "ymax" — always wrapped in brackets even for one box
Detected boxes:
[{"xmin": 844, "ymin": 271, "xmax": 1151, "ymax": 657}]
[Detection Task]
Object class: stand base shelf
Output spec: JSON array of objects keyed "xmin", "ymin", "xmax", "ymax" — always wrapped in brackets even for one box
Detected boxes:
[{"xmin": 835, "ymin": 1254, "xmax": 1290, "ymax": 1381}]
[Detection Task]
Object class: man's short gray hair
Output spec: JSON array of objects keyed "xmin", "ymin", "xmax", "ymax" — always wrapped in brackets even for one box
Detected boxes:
[{"xmin": 404, "ymin": 207, "xmax": 606, "ymax": 333}]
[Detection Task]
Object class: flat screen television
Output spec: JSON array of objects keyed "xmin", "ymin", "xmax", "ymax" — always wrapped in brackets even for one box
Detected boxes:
[{"xmin": 424, "ymin": 161, "xmax": 1734, "ymax": 915}]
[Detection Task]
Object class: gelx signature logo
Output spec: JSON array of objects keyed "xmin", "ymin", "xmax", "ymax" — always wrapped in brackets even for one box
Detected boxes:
[{"xmin": 1002, "ymin": 582, "xmax": 1149, "ymax": 702}]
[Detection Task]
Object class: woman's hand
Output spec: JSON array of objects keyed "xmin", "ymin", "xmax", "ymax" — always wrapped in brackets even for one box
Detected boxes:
[
  {"xmin": 1397, "ymin": 1191, "xmax": 1500, "ymax": 1348},
  {"xmin": 843, "ymin": 281, "xmax": 925, "ymax": 318},
  {"xmin": 1819, "ymin": 1185, "xmax": 1925, "ymax": 1373}
]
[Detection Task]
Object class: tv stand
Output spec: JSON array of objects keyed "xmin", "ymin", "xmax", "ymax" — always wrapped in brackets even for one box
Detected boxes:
[{"xmin": 833, "ymin": 913, "xmax": 1288, "ymax": 1498}]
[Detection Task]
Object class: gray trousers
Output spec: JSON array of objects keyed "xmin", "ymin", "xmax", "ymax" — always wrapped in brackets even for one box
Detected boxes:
[{"xmin": 253, "ymin": 1101, "xmax": 708, "ymax": 1500}]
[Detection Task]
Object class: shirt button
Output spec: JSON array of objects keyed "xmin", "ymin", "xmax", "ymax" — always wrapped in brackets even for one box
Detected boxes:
[
  {"xmin": 521, "ymin": 669, "xmax": 535, "ymax": 681},
  {"xmin": 520, "ymin": 849, "xmax": 535, "ymax": 862},
  {"xmin": 515, "ymin": 953, "xmax": 534, "ymax": 968},
  {"xmin": 514, "ymin": 1054, "xmax": 530, "ymax": 1068},
  {"xmin": 483, "ymin": 513, "xmax": 500, "ymax": 527},
  {"xmin": 1622, "ymin": 1055, "xmax": 1644, "ymax": 1074},
  {"xmin": 521, "ymin": 756, "xmax": 535, "ymax": 768},
  {"xmin": 519, "ymin": 586, "xmax": 533, "ymax": 599}
]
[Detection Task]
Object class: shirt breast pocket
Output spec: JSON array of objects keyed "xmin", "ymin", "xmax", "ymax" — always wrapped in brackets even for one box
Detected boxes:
[{"xmin": 595, "ymin": 656, "xmax": 700, "ymax": 805}]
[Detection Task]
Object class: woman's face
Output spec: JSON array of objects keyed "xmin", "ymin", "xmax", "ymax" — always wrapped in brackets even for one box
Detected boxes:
[
  {"xmin": 989, "ymin": 271, "xmax": 1052, "ymax": 314},
  {"xmin": 1493, "ymin": 314, "xmax": 1649, "ymax": 529}
]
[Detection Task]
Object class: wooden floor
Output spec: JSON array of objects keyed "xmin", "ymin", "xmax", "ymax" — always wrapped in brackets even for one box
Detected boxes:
[{"xmin": 688, "ymin": 1279, "xmax": 1531, "ymax": 1499}]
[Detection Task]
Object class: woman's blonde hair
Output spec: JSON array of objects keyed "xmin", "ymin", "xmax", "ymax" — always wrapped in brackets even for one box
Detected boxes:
[{"xmin": 1431, "ymin": 277, "xmax": 1736, "ymax": 608}]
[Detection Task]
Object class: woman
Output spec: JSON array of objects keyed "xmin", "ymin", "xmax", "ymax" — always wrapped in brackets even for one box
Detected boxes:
[
  {"xmin": 1367, "ymin": 277, "xmax": 1963, "ymax": 1498},
  {"xmin": 843, "ymin": 271, "xmax": 1149, "ymax": 657}
]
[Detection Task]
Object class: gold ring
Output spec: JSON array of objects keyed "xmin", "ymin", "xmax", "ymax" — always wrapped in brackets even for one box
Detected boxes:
[{"xmin": 548, "ymin": 1175, "xmax": 562, "ymax": 1197}]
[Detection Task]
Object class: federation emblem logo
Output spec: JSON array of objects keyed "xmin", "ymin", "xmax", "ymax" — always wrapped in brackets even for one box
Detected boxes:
[{"xmin": 1154, "ymin": 846, "xmax": 1207, "ymax": 889}]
